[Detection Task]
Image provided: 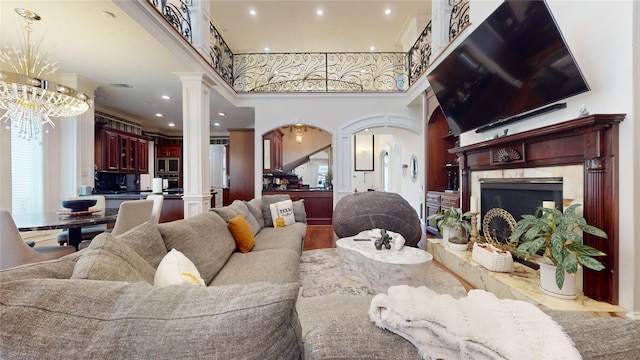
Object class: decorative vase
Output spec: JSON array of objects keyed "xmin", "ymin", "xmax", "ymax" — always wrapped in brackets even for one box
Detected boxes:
[
  {"xmin": 445, "ymin": 225, "xmax": 469, "ymax": 251},
  {"xmin": 538, "ymin": 257, "xmax": 577, "ymax": 299}
]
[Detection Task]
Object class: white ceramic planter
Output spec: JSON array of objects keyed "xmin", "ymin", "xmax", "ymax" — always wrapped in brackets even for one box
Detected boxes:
[{"xmin": 538, "ymin": 257, "xmax": 577, "ymax": 299}]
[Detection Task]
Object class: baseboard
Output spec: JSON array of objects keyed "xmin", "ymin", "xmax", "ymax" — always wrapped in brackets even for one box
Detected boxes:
[{"xmin": 625, "ymin": 311, "xmax": 640, "ymax": 320}]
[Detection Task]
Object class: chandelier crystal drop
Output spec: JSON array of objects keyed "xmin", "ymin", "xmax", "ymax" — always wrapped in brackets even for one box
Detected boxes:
[{"xmin": 0, "ymin": 8, "xmax": 92, "ymax": 142}]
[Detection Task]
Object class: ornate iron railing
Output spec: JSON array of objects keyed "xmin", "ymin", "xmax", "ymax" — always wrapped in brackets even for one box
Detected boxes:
[
  {"xmin": 151, "ymin": 0, "xmax": 192, "ymax": 43},
  {"xmin": 209, "ymin": 23, "xmax": 234, "ymax": 85},
  {"xmin": 233, "ymin": 52, "xmax": 405, "ymax": 93},
  {"xmin": 407, "ymin": 21, "xmax": 432, "ymax": 86},
  {"xmin": 147, "ymin": 0, "xmax": 471, "ymax": 93},
  {"xmin": 449, "ymin": 0, "xmax": 470, "ymax": 40}
]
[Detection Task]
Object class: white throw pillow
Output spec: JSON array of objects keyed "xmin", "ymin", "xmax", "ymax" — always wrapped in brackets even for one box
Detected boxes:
[
  {"xmin": 154, "ymin": 248, "xmax": 206, "ymax": 287},
  {"xmin": 269, "ymin": 199, "xmax": 296, "ymax": 228}
]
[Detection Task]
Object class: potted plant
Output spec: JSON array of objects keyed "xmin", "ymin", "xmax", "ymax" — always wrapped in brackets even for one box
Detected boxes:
[
  {"xmin": 427, "ymin": 207, "xmax": 472, "ymax": 250},
  {"xmin": 509, "ymin": 203, "xmax": 607, "ymax": 299}
]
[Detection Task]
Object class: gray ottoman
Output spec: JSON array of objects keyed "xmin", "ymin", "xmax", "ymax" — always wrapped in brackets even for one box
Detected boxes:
[{"xmin": 332, "ymin": 191, "xmax": 422, "ymax": 247}]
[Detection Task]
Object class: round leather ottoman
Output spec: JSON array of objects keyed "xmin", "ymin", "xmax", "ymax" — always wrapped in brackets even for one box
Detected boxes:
[{"xmin": 332, "ymin": 191, "xmax": 422, "ymax": 247}]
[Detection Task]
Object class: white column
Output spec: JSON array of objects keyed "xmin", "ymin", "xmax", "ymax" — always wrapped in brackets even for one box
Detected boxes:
[
  {"xmin": 176, "ymin": 72, "xmax": 214, "ymax": 218},
  {"xmin": 431, "ymin": 0, "xmax": 453, "ymax": 56}
]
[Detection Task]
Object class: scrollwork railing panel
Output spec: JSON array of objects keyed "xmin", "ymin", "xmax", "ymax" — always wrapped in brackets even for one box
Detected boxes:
[
  {"xmin": 233, "ymin": 53, "xmax": 327, "ymax": 92},
  {"xmin": 408, "ymin": 21, "xmax": 432, "ymax": 86},
  {"xmin": 151, "ymin": 0, "xmax": 192, "ymax": 43},
  {"xmin": 209, "ymin": 23, "xmax": 233, "ymax": 85},
  {"xmin": 450, "ymin": 0, "xmax": 470, "ymax": 40},
  {"xmin": 327, "ymin": 52, "xmax": 405, "ymax": 92}
]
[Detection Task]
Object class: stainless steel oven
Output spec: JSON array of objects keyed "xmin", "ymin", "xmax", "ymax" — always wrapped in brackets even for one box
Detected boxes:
[{"xmin": 157, "ymin": 158, "xmax": 179, "ymax": 173}]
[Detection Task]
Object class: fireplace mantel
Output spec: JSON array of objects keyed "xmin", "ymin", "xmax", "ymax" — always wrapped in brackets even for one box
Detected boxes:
[{"xmin": 450, "ymin": 114, "xmax": 626, "ymax": 304}]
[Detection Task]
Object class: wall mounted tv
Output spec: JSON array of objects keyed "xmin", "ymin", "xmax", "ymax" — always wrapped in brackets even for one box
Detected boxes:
[{"xmin": 426, "ymin": 0, "xmax": 589, "ymax": 136}]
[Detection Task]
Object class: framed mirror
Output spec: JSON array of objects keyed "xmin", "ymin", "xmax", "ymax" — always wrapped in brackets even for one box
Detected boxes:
[
  {"xmin": 410, "ymin": 155, "xmax": 418, "ymax": 182},
  {"xmin": 354, "ymin": 134, "xmax": 374, "ymax": 171}
]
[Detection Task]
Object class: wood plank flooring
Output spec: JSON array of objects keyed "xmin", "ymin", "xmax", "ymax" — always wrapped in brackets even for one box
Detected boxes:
[{"xmin": 302, "ymin": 225, "xmax": 475, "ymax": 291}]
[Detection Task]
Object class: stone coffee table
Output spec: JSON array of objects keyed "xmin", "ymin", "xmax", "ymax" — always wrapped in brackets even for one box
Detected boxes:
[{"xmin": 336, "ymin": 234, "xmax": 433, "ymax": 293}]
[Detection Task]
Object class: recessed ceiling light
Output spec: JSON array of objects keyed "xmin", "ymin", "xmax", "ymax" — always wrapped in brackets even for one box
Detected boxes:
[
  {"xmin": 385, "ymin": 8, "xmax": 391, "ymax": 15},
  {"xmin": 161, "ymin": 95, "xmax": 171, "ymax": 100},
  {"xmin": 168, "ymin": 122, "xmax": 175, "ymax": 127},
  {"xmin": 155, "ymin": 113, "xmax": 163, "ymax": 117},
  {"xmin": 213, "ymin": 122, "xmax": 221, "ymax": 126},
  {"xmin": 316, "ymin": 9, "xmax": 323, "ymax": 16},
  {"xmin": 250, "ymin": 9, "xmax": 256, "ymax": 16},
  {"xmin": 370, "ymin": 46, "xmax": 375, "ymax": 51},
  {"xmin": 264, "ymin": 47, "xmax": 269, "ymax": 52},
  {"xmin": 218, "ymin": 112, "xmax": 226, "ymax": 116}
]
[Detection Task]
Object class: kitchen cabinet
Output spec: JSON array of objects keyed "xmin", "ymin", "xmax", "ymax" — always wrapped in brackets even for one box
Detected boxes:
[
  {"xmin": 95, "ymin": 126, "xmax": 149, "ymax": 174},
  {"xmin": 95, "ymin": 128, "xmax": 120, "ymax": 172},
  {"xmin": 156, "ymin": 145, "xmax": 181, "ymax": 158},
  {"xmin": 262, "ymin": 129, "xmax": 283, "ymax": 173}
]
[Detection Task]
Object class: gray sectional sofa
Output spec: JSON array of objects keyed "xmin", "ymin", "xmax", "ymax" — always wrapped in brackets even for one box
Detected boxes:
[
  {"xmin": 2, "ymin": 195, "xmax": 639, "ymax": 359},
  {"xmin": 0, "ymin": 196, "xmax": 307, "ymax": 359}
]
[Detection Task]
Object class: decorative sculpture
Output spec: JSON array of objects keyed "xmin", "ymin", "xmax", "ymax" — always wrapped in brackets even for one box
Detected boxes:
[{"xmin": 375, "ymin": 229, "xmax": 392, "ymax": 250}]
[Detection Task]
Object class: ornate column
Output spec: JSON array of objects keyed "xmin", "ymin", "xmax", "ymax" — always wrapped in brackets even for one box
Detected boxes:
[{"xmin": 176, "ymin": 72, "xmax": 214, "ymax": 218}]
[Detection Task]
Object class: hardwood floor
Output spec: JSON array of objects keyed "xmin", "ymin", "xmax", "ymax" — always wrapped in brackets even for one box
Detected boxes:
[
  {"xmin": 303, "ymin": 225, "xmax": 475, "ymax": 291},
  {"xmin": 303, "ymin": 225, "xmax": 338, "ymax": 250}
]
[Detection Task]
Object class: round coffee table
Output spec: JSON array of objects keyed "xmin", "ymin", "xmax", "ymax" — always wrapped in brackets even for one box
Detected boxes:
[{"xmin": 336, "ymin": 234, "xmax": 433, "ymax": 293}]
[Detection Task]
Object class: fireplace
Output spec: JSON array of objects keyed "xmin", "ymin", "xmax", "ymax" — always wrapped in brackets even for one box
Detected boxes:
[
  {"xmin": 479, "ymin": 177, "xmax": 564, "ymax": 267},
  {"xmin": 450, "ymin": 114, "xmax": 625, "ymax": 303}
]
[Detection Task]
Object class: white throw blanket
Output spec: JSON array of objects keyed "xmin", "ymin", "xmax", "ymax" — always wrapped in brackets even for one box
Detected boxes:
[{"xmin": 368, "ymin": 286, "xmax": 581, "ymax": 360}]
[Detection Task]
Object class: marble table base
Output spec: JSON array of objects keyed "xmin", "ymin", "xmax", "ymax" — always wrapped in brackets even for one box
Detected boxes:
[{"xmin": 336, "ymin": 235, "xmax": 433, "ymax": 294}]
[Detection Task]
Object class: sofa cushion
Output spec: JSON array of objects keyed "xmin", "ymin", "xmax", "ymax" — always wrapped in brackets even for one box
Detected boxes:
[
  {"xmin": 270, "ymin": 199, "xmax": 296, "ymax": 228},
  {"xmin": 0, "ymin": 252, "xmax": 81, "ymax": 283},
  {"xmin": 71, "ymin": 233, "xmax": 155, "ymax": 284},
  {"xmin": 253, "ymin": 224, "xmax": 306, "ymax": 255},
  {"xmin": 261, "ymin": 194, "xmax": 291, "ymax": 227},
  {"xmin": 545, "ymin": 309, "xmax": 640, "ymax": 359},
  {"xmin": 212, "ymin": 200, "xmax": 261, "ymax": 235},
  {"xmin": 158, "ymin": 212, "xmax": 236, "ymax": 285},
  {"xmin": 116, "ymin": 221, "xmax": 167, "ymax": 269},
  {"xmin": 293, "ymin": 199, "xmax": 307, "ymax": 223},
  {"xmin": 0, "ymin": 279, "xmax": 302, "ymax": 360},
  {"xmin": 209, "ymin": 249, "xmax": 300, "ymax": 286},
  {"xmin": 228, "ymin": 214, "xmax": 256, "ymax": 253},
  {"xmin": 245, "ymin": 198, "xmax": 265, "ymax": 228},
  {"xmin": 154, "ymin": 248, "xmax": 205, "ymax": 287},
  {"xmin": 299, "ymin": 294, "xmax": 419, "ymax": 360}
]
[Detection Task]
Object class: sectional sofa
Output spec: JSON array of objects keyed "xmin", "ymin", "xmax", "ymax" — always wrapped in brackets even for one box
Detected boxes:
[
  {"xmin": 2, "ymin": 195, "xmax": 639, "ymax": 359},
  {"xmin": 0, "ymin": 196, "xmax": 307, "ymax": 359}
]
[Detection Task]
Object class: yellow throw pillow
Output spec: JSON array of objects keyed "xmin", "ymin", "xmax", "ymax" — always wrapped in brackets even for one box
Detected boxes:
[{"xmin": 228, "ymin": 214, "xmax": 255, "ymax": 253}]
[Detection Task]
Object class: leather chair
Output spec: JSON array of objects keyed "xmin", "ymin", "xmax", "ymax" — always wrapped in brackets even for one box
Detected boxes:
[
  {"xmin": 1, "ymin": 210, "xmax": 76, "ymax": 270},
  {"xmin": 56, "ymin": 195, "xmax": 106, "ymax": 246}
]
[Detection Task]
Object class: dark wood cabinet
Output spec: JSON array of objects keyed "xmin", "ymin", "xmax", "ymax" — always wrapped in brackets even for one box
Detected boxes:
[
  {"xmin": 156, "ymin": 145, "xmax": 181, "ymax": 158},
  {"xmin": 263, "ymin": 129, "xmax": 283, "ymax": 172},
  {"xmin": 263, "ymin": 190, "xmax": 333, "ymax": 225},
  {"xmin": 425, "ymin": 191, "xmax": 460, "ymax": 237},
  {"xmin": 424, "ymin": 89, "xmax": 460, "ymax": 236},
  {"xmin": 95, "ymin": 126, "xmax": 149, "ymax": 174},
  {"xmin": 95, "ymin": 128, "xmax": 120, "ymax": 172},
  {"xmin": 228, "ymin": 129, "xmax": 255, "ymax": 204},
  {"xmin": 137, "ymin": 138, "xmax": 149, "ymax": 173}
]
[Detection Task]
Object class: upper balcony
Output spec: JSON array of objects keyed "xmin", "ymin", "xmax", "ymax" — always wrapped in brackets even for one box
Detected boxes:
[{"xmin": 148, "ymin": 0, "xmax": 469, "ymax": 94}]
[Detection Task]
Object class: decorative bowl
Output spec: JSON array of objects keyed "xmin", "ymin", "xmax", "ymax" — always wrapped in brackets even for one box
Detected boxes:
[{"xmin": 61, "ymin": 199, "xmax": 97, "ymax": 213}]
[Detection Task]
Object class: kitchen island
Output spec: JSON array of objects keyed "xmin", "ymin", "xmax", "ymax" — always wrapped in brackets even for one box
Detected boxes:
[{"xmin": 262, "ymin": 189, "xmax": 332, "ymax": 225}]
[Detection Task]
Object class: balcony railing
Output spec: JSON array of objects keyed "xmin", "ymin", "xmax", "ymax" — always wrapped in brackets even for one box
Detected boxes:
[{"xmin": 149, "ymin": 0, "xmax": 469, "ymax": 94}]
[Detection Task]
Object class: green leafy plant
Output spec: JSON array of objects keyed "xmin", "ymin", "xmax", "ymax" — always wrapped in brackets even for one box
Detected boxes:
[
  {"xmin": 427, "ymin": 207, "xmax": 472, "ymax": 243},
  {"xmin": 509, "ymin": 203, "xmax": 607, "ymax": 289}
]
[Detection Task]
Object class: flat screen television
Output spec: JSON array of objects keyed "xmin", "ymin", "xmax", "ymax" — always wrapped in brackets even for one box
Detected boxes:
[{"xmin": 426, "ymin": 0, "xmax": 590, "ymax": 135}]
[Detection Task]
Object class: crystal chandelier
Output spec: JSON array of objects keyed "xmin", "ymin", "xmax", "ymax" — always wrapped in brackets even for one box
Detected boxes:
[{"xmin": 0, "ymin": 8, "xmax": 92, "ymax": 142}]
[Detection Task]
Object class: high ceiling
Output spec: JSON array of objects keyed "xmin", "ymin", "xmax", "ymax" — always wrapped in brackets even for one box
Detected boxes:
[{"xmin": 0, "ymin": 1, "xmax": 430, "ymax": 136}]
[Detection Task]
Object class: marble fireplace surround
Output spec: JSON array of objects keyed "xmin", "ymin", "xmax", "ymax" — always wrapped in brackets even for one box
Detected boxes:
[{"xmin": 450, "ymin": 114, "xmax": 625, "ymax": 304}]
